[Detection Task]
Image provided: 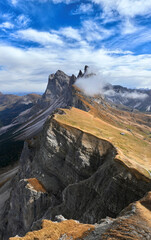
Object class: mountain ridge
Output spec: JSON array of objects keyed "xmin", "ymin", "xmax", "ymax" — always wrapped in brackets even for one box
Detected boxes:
[{"xmin": 0, "ymin": 67, "xmax": 151, "ymax": 239}]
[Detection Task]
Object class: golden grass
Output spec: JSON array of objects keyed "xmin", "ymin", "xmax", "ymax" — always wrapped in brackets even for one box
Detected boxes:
[
  {"xmin": 27, "ymin": 178, "xmax": 46, "ymax": 193},
  {"xmin": 54, "ymin": 107, "xmax": 151, "ymax": 180},
  {"xmin": 10, "ymin": 220, "xmax": 94, "ymax": 240}
]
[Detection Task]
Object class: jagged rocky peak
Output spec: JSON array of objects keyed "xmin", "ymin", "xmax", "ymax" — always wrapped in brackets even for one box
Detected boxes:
[
  {"xmin": 77, "ymin": 65, "xmax": 96, "ymax": 79},
  {"xmin": 77, "ymin": 65, "xmax": 89, "ymax": 78},
  {"xmin": 43, "ymin": 70, "xmax": 76, "ymax": 101}
]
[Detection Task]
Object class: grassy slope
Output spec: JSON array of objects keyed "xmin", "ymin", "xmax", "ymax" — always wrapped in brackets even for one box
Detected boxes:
[
  {"xmin": 10, "ymin": 220, "xmax": 94, "ymax": 240},
  {"xmin": 54, "ymin": 104, "xmax": 151, "ymax": 181}
]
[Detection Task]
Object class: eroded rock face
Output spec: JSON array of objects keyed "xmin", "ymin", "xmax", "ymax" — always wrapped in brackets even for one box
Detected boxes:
[
  {"xmin": 43, "ymin": 70, "xmax": 75, "ymax": 104},
  {"xmin": 0, "ymin": 178, "xmax": 51, "ymax": 239},
  {"xmin": 1, "ymin": 112, "xmax": 151, "ymax": 239},
  {"xmin": 86, "ymin": 191, "xmax": 151, "ymax": 240},
  {"xmin": 10, "ymin": 192, "xmax": 151, "ymax": 240}
]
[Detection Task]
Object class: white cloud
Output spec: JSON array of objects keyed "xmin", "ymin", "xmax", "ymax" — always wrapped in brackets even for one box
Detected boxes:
[
  {"xmin": 16, "ymin": 15, "xmax": 30, "ymax": 27},
  {"xmin": 52, "ymin": 22, "xmax": 114, "ymax": 43},
  {"xmin": 0, "ymin": 13, "xmax": 30, "ymax": 29},
  {"xmin": 56, "ymin": 27, "xmax": 82, "ymax": 41},
  {"xmin": 10, "ymin": 0, "xmax": 151, "ymax": 20},
  {"xmin": 73, "ymin": 3, "xmax": 93, "ymax": 15},
  {"xmin": 11, "ymin": 0, "xmax": 18, "ymax": 5},
  {"xmin": 52, "ymin": 0, "xmax": 77, "ymax": 3},
  {"xmin": 10, "ymin": 0, "xmax": 76, "ymax": 6},
  {"xmin": 104, "ymin": 89, "xmax": 148, "ymax": 99},
  {"xmin": 0, "ymin": 22, "xmax": 14, "ymax": 29},
  {"xmin": 121, "ymin": 19, "xmax": 138, "ymax": 34},
  {"xmin": 92, "ymin": 0, "xmax": 151, "ymax": 18},
  {"xmin": 76, "ymin": 72, "xmax": 106, "ymax": 96},
  {"xmin": 0, "ymin": 38, "xmax": 151, "ymax": 92},
  {"xmin": 76, "ymin": 72, "xmax": 149, "ymax": 98},
  {"xmin": 119, "ymin": 91, "xmax": 148, "ymax": 99},
  {"xmin": 107, "ymin": 49, "xmax": 133, "ymax": 54},
  {"xmin": 13, "ymin": 28, "xmax": 63, "ymax": 46},
  {"xmin": 82, "ymin": 20, "xmax": 115, "ymax": 41}
]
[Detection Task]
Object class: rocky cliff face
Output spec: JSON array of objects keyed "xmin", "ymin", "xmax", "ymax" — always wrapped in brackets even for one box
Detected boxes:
[
  {"xmin": 1, "ymin": 107, "xmax": 151, "ymax": 239},
  {"xmin": 9, "ymin": 192, "xmax": 151, "ymax": 240},
  {"xmin": 43, "ymin": 70, "xmax": 75, "ymax": 103}
]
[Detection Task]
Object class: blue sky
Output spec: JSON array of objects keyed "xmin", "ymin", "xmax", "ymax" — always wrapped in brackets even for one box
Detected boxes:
[{"xmin": 0, "ymin": 0, "xmax": 151, "ymax": 92}]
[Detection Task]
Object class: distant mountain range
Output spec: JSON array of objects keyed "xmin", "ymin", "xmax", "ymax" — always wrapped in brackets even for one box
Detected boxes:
[
  {"xmin": 0, "ymin": 93, "xmax": 41, "ymax": 126},
  {"xmin": 104, "ymin": 85, "xmax": 151, "ymax": 112}
]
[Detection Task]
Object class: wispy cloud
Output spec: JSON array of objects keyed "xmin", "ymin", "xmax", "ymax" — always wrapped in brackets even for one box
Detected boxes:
[
  {"xmin": 0, "ymin": 38, "xmax": 151, "ymax": 92},
  {"xmin": 121, "ymin": 19, "xmax": 138, "ymax": 35},
  {"xmin": 72, "ymin": 3, "xmax": 93, "ymax": 15},
  {"xmin": 12, "ymin": 28, "xmax": 64, "ymax": 46},
  {"xmin": 0, "ymin": 14, "xmax": 30, "ymax": 31},
  {"xmin": 0, "ymin": 22, "xmax": 14, "ymax": 30},
  {"xmin": 11, "ymin": 0, "xmax": 18, "ymax": 5},
  {"xmin": 92, "ymin": 0, "xmax": 151, "ymax": 18},
  {"xmin": 10, "ymin": 0, "xmax": 74, "ymax": 6},
  {"xmin": 0, "ymin": 0, "xmax": 150, "ymax": 92},
  {"xmin": 16, "ymin": 15, "xmax": 30, "ymax": 27},
  {"xmin": 52, "ymin": 0, "xmax": 79, "ymax": 4},
  {"xmin": 76, "ymin": 68, "xmax": 149, "ymax": 98},
  {"xmin": 54, "ymin": 27, "xmax": 82, "ymax": 41},
  {"xmin": 82, "ymin": 20, "xmax": 115, "ymax": 42},
  {"xmin": 52, "ymin": 21, "xmax": 114, "ymax": 44}
]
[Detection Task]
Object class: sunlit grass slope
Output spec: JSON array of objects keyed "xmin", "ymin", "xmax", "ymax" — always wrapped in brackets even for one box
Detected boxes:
[{"xmin": 54, "ymin": 106, "xmax": 151, "ymax": 181}]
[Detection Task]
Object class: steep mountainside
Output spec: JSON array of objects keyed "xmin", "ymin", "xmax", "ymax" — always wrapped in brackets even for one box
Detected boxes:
[
  {"xmin": 0, "ymin": 71, "xmax": 75, "ymax": 167},
  {"xmin": 0, "ymin": 67, "xmax": 151, "ymax": 239},
  {"xmin": 0, "ymin": 93, "xmax": 41, "ymax": 167},
  {"xmin": 0, "ymin": 68, "xmax": 151, "ymax": 239}
]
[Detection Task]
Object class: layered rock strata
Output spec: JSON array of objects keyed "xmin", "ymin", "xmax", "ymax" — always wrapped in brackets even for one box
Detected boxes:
[
  {"xmin": 1, "ymin": 109, "xmax": 151, "ymax": 239},
  {"xmin": 10, "ymin": 192, "xmax": 151, "ymax": 240}
]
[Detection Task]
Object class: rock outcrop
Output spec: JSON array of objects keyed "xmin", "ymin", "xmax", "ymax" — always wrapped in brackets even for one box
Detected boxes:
[
  {"xmin": 3, "ymin": 178, "xmax": 51, "ymax": 238},
  {"xmin": 10, "ymin": 192, "xmax": 151, "ymax": 240}
]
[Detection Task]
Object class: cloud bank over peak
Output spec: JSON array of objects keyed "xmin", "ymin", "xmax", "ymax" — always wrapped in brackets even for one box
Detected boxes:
[
  {"xmin": 104, "ymin": 89, "xmax": 148, "ymax": 100},
  {"xmin": 75, "ymin": 67, "xmax": 149, "ymax": 100},
  {"xmin": 75, "ymin": 68, "xmax": 107, "ymax": 96}
]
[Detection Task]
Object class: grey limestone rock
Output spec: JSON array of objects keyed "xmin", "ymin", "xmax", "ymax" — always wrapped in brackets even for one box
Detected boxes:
[{"xmin": 1, "ymin": 114, "xmax": 151, "ymax": 239}]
